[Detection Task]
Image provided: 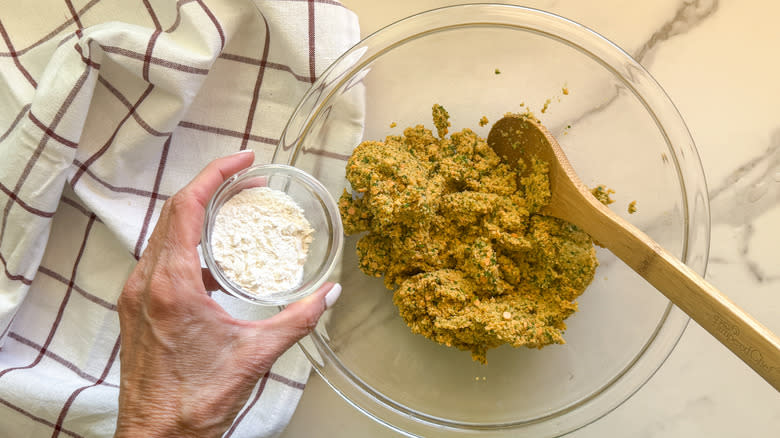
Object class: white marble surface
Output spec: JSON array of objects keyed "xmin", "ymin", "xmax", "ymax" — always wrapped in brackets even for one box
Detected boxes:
[{"xmin": 281, "ymin": 1, "xmax": 780, "ymax": 437}]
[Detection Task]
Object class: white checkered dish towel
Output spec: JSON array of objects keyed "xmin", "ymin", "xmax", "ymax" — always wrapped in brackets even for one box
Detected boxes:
[{"xmin": 0, "ymin": 0, "xmax": 359, "ymax": 436}]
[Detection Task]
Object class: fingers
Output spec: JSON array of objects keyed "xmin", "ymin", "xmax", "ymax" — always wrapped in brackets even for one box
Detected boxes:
[
  {"xmin": 254, "ymin": 282, "xmax": 342, "ymax": 357},
  {"xmin": 182, "ymin": 150, "xmax": 256, "ymax": 209},
  {"xmin": 164, "ymin": 150, "xmax": 255, "ymax": 249}
]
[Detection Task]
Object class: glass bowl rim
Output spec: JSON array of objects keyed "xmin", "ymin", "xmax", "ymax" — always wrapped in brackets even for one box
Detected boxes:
[{"xmin": 276, "ymin": 3, "xmax": 711, "ymax": 437}]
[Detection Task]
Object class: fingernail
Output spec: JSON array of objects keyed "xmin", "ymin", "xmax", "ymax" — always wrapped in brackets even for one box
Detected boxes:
[
  {"xmin": 325, "ymin": 283, "xmax": 342, "ymax": 309},
  {"xmin": 227, "ymin": 149, "xmax": 254, "ymax": 157}
]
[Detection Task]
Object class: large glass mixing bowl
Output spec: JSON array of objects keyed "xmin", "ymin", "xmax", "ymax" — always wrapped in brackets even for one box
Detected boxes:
[{"xmin": 274, "ymin": 4, "xmax": 710, "ymax": 437}]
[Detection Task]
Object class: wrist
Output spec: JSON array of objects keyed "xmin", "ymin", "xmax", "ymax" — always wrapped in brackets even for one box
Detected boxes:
[
  {"xmin": 115, "ymin": 393, "xmax": 232, "ymax": 438},
  {"xmin": 115, "ymin": 411, "xmax": 183, "ymax": 438}
]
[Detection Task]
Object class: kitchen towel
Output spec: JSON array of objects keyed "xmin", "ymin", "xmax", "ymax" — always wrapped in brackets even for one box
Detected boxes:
[{"xmin": 0, "ymin": 0, "xmax": 358, "ymax": 436}]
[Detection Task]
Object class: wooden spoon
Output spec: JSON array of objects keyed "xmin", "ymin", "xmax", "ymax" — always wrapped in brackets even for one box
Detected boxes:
[{"xmin": 488, "ymin": 114, "xmax": 780, "ymax": 391}]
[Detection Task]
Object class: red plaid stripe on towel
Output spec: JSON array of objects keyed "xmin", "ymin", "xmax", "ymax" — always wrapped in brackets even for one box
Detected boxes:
[{"xmin": 0, "ymin": 1, "xmax": 358, "ymax": 436}]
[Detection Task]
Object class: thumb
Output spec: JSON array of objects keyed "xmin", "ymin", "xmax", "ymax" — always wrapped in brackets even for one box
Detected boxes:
[{"xmin": 254, "ymin": 282, "xmax": 342, "ymax": 358}]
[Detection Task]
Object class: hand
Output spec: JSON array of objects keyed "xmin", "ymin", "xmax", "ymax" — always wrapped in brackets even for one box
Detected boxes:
[{"xmin": 115, "ymin": 151, "xmax": 341, "ymax": 437}]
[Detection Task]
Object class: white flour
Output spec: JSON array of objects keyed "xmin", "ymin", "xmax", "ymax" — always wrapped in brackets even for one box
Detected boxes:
[{"xmin": 211, "ymin": 187, "xmax": 314, "ymax": 295}]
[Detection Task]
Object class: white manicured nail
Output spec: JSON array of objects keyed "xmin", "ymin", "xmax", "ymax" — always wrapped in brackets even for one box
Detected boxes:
[
  {"xmin": 325, "ymin": 283, "xmax": 342, "ymax": 309},
  {"xmin": 228, "ymin": 149, "xmax": 254, "ymax": 156}
]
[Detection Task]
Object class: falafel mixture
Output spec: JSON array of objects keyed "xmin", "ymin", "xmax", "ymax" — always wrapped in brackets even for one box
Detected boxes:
[{"xmin": 339, "ymin": 105, "xmax": 598, "ymax": 363}]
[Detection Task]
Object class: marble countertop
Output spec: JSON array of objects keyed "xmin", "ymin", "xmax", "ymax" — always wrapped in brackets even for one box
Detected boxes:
[{"xmin": 281, "ymin": 1, "xmax": 780, "ymax": 436}]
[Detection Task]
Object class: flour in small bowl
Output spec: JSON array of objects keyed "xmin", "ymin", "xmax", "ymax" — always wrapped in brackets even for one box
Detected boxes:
[{"xmin": 212, "ymin": 187, "xmax": 314, "ymax": 295}]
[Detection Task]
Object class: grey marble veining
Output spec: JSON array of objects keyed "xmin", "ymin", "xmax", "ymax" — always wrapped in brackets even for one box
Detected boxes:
[
  {"xmin": 709, "ymin": 129, "xmax": 779, "ymax": 225},
  {"xmin": 633, "ymin": 0, "xmax": 720, "ymax": 62}
]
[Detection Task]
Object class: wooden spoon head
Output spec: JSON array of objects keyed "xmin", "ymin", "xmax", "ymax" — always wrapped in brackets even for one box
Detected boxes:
[
  {"xmin": 487, "ymin": 114, "xmax": 555, "ymax": 170},
  {"xmin": 487, "ymin": 114, "xmax": 591, "ymax": 221}
]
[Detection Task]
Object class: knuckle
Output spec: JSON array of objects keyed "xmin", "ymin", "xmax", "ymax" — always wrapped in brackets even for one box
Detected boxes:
[
  {"xmin": 166, "ymin": 191, "xmax": 197, "ymax": 218},
  {"xmin": 120, "ymin": 274, "xmax": 142, "ymax": 299},
  {"xmin": 118, "ymin": 273, "xmax": 144, "ymax": 315},
  {"xmin": 116, "ymin": 290, "xmax": 134, "ymax": 317}
]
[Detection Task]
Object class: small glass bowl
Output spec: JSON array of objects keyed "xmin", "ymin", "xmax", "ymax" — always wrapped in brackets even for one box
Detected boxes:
[{"xmin": 202, "ymin": 164, "xmax": 344, "ymax": 306}]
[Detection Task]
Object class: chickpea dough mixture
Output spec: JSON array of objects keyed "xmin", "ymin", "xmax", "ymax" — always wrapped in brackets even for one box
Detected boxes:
[{"xmin": 339, "ymin": 105, "xmax": 598, "ymax": 363}]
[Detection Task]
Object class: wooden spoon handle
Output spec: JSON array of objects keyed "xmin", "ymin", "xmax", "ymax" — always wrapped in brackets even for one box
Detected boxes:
[{"xmin": 581, "ymin": 201, "xmax": 780, "ymax": 391}]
